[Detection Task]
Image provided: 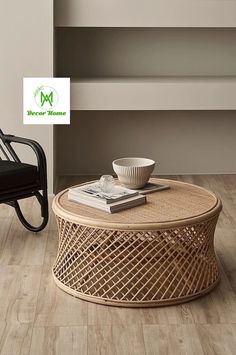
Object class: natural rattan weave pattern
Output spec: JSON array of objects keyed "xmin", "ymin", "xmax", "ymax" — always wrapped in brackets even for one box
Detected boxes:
[{"xmin": 52, "ymin": 178, "xmax": 222, "ymax": 307}]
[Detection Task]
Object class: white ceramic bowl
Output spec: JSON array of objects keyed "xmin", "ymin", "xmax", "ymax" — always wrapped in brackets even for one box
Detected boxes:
[{"xmin": 112, "ymin": 157, "xmax": 155, "ymax": 189}]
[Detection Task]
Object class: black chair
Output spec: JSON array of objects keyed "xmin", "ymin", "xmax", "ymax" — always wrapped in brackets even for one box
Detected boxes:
[{"xmin": 0, "ymin": 129, "xmax": 48, "ymax": 232}]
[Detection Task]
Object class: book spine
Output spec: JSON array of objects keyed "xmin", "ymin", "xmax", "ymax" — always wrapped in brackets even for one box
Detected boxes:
[
  {"xmin": 68, "ymin": 197, "xmax": 110, "ymax": 212},
  {"xmin": 110, "ymin": 197, "xmax": 146, "ymax": 213}
]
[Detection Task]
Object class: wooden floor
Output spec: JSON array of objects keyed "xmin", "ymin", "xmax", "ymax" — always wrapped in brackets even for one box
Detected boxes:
[{"xmin": 0, "ymin": 175, "xmax": 236, "ymax": 355}]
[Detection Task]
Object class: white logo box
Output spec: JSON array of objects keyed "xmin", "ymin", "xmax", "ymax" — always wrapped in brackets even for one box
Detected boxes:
[{"xmin": 23, "ymin": 77, "xmax": 70, "ymax": 125}]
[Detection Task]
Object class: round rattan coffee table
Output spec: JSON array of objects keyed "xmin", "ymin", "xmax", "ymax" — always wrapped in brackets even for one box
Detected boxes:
[{"xmin": 52, "ymin": 178, "xmax": 222, "ymax": 307}]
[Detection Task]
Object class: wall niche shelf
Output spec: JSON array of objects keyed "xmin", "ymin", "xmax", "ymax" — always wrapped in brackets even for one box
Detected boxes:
[
  {"xmin": 55, "ymin": 0, "xmax": 236, "ymax": 28},
  {"xmin": 71, "ymin": 77, "xmax": 236, "ymax": 111},
  {"xmin": 56, "ymin": 27, "xmax": 236, "ymax": 111},
  {"xmin": 54, "ymin": 2, "xmax": 236, "ymax": 177}
]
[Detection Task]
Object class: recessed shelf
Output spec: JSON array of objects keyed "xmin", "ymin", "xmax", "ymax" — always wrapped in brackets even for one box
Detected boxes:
[
  {"xmin": 56, "ymin": 28, "xmax": 236, "ymax": 78},
  {"xmin": 70, "ymin": 76, "xmax": 236, "ymax": 111},
  {"xmin": 55, "ymin": 0, "xmax": 236, "ymax": 28}
]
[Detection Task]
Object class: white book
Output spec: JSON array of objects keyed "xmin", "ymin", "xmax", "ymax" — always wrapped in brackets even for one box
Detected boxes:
[
  {"xmin": 68, "ymin": 182, "xmax": 139, "ymax": 204},
  {"xmin": 68, "ymin": 194, "xmax": 146, "ymax": 213}
]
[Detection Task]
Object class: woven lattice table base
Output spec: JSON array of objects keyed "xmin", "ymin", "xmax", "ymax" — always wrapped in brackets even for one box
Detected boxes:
[
  {"xmin": 52, "ymin": 178, "xmax": 222, "ymax": 307},
  {"xmin": 52, "ymin": 215, "xmax": 220, "ymax": 307}
]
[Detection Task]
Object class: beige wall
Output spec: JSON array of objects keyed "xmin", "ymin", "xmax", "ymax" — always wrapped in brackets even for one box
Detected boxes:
[
  {"xmin": 0, "ymin": 0, "xmax": 54, "ymax": 192},
  {"xmin": 55, "ymin": 111, "xmax": 236, "ymax": 176},
  {"xmin": 1, "ymin": 2, "xmax": 235, "ymax": 186}
]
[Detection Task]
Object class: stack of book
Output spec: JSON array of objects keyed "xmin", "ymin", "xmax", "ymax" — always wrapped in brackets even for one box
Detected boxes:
[{"xmin": 68, "ymin": 182, "xmax": 146, "ymax": 213}]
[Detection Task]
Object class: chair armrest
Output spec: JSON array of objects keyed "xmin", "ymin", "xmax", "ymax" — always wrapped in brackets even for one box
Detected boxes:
[{"xmin": 0, "ymin": 132, "xmax": 47, "ymax": 190}]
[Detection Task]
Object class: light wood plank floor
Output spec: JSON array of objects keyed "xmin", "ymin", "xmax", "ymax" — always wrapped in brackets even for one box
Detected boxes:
[{"xmin": 0, "ymin": 175, "xmax": 236, "ymax": 355}]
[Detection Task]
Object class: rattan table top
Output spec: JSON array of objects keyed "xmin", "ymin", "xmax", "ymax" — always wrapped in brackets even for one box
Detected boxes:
[{"xmin": 52, "ymin": 178, "xmax": 221, "ymax": 230}]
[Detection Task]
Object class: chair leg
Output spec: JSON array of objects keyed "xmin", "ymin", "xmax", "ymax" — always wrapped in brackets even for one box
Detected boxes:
[{"xmin": 12, "ymin": 192, "xmax": 49, "ymax": 233}]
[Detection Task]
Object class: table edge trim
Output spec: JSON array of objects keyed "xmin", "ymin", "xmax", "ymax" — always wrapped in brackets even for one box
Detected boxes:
[{"xmin": 52, "ymin": 179, "xmax": 222, "ymax": 230}]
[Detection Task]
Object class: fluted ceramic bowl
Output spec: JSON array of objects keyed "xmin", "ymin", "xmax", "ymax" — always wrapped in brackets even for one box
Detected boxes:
[{"xmin": 112, "ymin": 157, "xmax": 155, "ymax": 189}]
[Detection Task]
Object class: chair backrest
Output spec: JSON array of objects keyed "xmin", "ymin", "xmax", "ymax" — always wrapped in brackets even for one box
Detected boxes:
[
  {"xmin": 0, "ymin": 129, "xmax": 20, "ymax": 162},
  {"xmin": 0, "ymin": 130, "xmax": 10, "ymax": 160}
]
